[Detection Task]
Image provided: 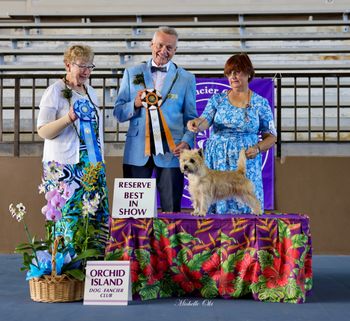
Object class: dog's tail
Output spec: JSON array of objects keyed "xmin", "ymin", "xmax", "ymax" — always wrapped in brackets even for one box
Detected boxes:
[{"xmin": 236, "ymin": 149, "xmax": 247, "ymax": 175}]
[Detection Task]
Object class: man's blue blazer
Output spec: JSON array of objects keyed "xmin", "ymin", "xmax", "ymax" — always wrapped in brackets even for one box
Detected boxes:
[{"xmin": 114, "ymin": 59, "xmax": 198, "ymax": 168}]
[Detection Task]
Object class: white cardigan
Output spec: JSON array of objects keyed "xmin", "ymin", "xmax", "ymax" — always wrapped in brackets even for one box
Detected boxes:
[{"xmin": 37, "ymin": 79, "xmax": 104, "ymax": 164}]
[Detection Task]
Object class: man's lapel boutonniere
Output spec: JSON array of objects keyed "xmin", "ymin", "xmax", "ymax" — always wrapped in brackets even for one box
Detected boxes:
[
  {"xmin": 133, "ymin": 73, "xmax": 145, "ymax": 87},
  {"xmin": 167, "ymin": 93, "xmax": 178, "ymax": 100}
]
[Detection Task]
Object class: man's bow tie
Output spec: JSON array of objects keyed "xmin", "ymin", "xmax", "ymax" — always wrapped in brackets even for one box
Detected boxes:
[{"xmin": 151, "ymin": 66, "xmax": 167, "ymax": 73}]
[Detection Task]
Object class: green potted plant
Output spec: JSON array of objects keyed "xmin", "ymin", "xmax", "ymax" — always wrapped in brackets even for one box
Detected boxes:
[{"xmin": 10, "ymin": 161, "xmax": 104, "ymax": 302}]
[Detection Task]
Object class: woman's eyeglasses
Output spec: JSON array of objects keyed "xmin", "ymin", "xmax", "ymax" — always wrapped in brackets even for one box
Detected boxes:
[
  {"xmin": 227, "ymin": 70, "xmax": 243, "ymax": 78},
  {"xmin": 72, "ymin": 62, "xmax": 95, "ymax": 71}
]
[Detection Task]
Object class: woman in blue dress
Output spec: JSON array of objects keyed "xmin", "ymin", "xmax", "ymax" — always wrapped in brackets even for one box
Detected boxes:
[
  {"xmin": 37, "ymin": 45, "xmax": 109, "ymax": 255},
  {"xmin": 188, "ymin": 53, "xmax": 277, "ymax": 214}
]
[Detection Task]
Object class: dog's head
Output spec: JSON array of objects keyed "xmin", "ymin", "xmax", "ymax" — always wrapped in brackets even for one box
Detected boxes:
[{"xmin": 179, "ymin": 148, "xmax": 205, "ymax": 175}]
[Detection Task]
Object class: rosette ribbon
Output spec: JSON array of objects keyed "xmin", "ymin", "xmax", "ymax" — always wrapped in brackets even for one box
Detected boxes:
[
  {"xmin": 73, "ymin": 99, "xmax": 102, "ymax": 164},
  {"xmin": 141, "ymin": 89, "xmax": 175, "ymax": 156}
]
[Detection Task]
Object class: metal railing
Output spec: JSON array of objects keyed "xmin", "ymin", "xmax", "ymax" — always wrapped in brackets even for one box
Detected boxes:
[{"xmin": 1, "ymin": 72, "xmax": 350, "ymax": 157}]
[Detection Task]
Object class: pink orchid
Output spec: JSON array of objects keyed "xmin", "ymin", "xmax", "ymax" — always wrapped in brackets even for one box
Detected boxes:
[
  {"xmin": 45, "ymin": 206, "xmax": 62, "ymax": 222},
  {"xmin": 50, "ymin": 193, "xmax": 66, "ymax": 209},
  {"xmin": 45, "ymin": 189, "xmax": 59, "ymax": 201}
]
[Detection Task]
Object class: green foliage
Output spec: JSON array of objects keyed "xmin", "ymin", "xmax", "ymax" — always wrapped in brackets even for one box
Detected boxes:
[
  {"xmin": 222, "ymin": 250, "xmax": 245, "ymax": 273},
  {"xmin": 14, "ymin": 238, "xmax": 49, "ymax": 271},
  {"xmin": 176, "ymin": 248, "xmax": 190, "ymax": 265},
  {"xmin": 250, "ymin": 275, "xmax": 267, "ymax": 294},
  {"xmin": 159, "ymin": 277, "xmax": 175, "ymax": 298},
  {"xmin": 64, "ymin": 269, "xmax": 85, "ymax": 281},
  {"xmin": 292, "ymin": 234, "xmax": 308, "ymax": 248},
  {"xmin": 258, "ymin": 287, "xmax": 285, "ymax": 302},
  {"xmin": 278, "ymin": 220, "xmax": 291, "ymax": 239},
  {"xmin": 257, "ymin": 250, "xmax": 274, "ymax": 271},
  {"xmin": 187, "ymin": 250, "xmax": 212, "ymax": 270},
  {"xmin": 296, "ymin": 245, "xmax": 310, "ymax": 269},
  {"xmin": 219, "ymin": 232, "xmax": 237, "ymax": 244},
  {"xmin": 139, "ymin": 283, "xmax": 160, "ymax": 300},
  {"xmin": 200, "ymin": 275, "xmax": 218, "ymax": 298},
  {"xmin": 233, "ymin": 277, "xmax": 249, "ymax": 297},
  {"xmin": 153, "ymin": 219, "xmax": 169, "ymax": 240},
  {"xmin": 305, "ymin": 278, "xmax": 313, "ymax": 291},
  {"xmin": 132, "ymin": 73, "xmax": 145, "ymax": 87},
  {"xmin": 61, "ymin": 87, "xmax": 73, "ymax": 101},
  {"xmin": 104, "ymin": 248, "xmax": 125, "ymax": 261},
  {"xmin": 134, "ymin": 249, "xmax": 150, "ymax": 270},
  {"xmin": 169, "ymin": 232, "xmax": 199, "ymax": 247},
  {"xmin": 285, "ymin": 279, "xmax": 298, "ymax": 300}
]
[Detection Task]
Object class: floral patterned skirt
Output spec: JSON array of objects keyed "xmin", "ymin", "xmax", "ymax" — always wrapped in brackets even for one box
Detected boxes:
[{"xmin": 41, "ymin": 155, "xmax": 109, "ymax": 256}]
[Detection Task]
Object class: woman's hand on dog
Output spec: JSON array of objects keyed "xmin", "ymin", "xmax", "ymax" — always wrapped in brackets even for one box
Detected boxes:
[{"xmin": 245, "ymin": 146, "xmax": 260, "ymax": 159}]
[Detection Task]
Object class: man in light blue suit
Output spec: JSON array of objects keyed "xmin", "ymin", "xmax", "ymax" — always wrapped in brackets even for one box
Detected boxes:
[{"xmin": 114, "ymin": 26, "xmax": 197, "ymax": 212}]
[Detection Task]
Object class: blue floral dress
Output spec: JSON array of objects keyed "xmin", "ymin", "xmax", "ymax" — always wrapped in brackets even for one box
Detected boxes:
[
  {"xmin": 201, "ymin": 91, "xmax": 276, "ymax": 214},
  {"xmin": 42, "ymin": 106, "xmax": 109, "ymax": 255}
]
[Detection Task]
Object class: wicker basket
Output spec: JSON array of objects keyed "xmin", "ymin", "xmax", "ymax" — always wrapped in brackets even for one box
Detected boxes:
[{"xmin": 29, "ymin": 237, "xmax": 84, "ymax": 303}]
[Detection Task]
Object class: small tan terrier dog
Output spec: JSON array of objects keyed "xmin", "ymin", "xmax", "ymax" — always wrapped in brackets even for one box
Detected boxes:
[{"xmin": 180, "ymin": 148, "xmax": 262, "ymax": 216}]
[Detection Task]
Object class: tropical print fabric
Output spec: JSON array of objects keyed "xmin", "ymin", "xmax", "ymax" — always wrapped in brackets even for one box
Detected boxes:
[
  {"xmin": 106, "ymin": 213, "xmax": 312, "ymax": 303},
  {"xmin": 42, "ymin": 113, "xmax": 109, "ymax": 255},
  {"xmin": 201, "ymin": 91, "xmax": 276, "ymax": 214}
]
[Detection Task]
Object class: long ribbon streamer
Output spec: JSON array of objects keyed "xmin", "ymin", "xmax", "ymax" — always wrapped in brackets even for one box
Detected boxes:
[
  {"xmin": 142, "ymin": 89, "xmax": 175, "ymax": 156},
  {"xmin": 73, "ymin": 99, "xmax": 102, "ymax": 164}
]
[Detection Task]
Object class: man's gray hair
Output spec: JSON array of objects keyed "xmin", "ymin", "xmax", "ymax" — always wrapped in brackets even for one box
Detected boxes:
[{"xmin": 152, "ymin": 26, "xmax": 179, "ymax": 42}]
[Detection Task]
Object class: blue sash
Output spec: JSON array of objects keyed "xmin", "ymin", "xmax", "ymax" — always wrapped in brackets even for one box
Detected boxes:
[{"xmin": 73, "ymin": 99, "xmax": 102, "ymax": 164}]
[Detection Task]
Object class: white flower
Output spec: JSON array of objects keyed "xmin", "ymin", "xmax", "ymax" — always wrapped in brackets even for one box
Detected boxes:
[
  {"xmin": 9, "ymin": 203, "xmax": 26, "ymax": 222},
  {"xmin": 9, "ymin": 203, "xmax": 16, "ymax": 217},
  {"xmin": 38, "ymin": 183, "xmax": 46, "ymax": 194},
  {"xmin": 16, "ymin": 203, "xmax": 26, "ymax": 212},
  {"xmin": 81, "ymin": 193, "xmax": 100, "ymax": 217}
]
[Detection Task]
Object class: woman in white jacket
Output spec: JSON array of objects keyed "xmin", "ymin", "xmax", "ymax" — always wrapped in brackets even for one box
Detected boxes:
[{"xmin": 37, "ymin": 44, "xmax": 109, "ymax": 256}]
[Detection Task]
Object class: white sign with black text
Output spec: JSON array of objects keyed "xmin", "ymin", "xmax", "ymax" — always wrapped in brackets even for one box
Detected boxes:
[
  {"xmin": 83, "ymin": 261, "xmax": 131, "ymax": 306},
  {"xmin": 112, "ymin": 178, "xmax": 157, "ymax": 218}
]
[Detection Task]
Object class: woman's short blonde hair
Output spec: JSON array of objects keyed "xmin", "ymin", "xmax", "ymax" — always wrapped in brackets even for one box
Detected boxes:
[{"xmin": 63, "ymin": 44, "xmax": 94, "ymax": 64}]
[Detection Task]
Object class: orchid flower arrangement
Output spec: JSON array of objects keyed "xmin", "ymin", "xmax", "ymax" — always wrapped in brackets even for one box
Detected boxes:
[{"xmin": 10, "ymin": 161, "xmax": 103, "ymax": 282}]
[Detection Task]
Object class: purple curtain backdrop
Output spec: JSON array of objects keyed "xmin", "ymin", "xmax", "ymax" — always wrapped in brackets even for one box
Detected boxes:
[{"xmin": 157, "ymin": 78, "xmax": 275, "ymax": 210}]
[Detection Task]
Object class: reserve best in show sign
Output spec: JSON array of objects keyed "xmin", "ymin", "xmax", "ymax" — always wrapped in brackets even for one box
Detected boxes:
[{"xmin": 112, "ymin": 178, "xmax": 157, "ymax": 218}]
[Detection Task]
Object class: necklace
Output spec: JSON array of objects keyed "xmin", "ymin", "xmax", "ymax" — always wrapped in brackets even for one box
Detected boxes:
[{"xmin": 227, "ymin": 89, "xmax": 251, "ymax": 122}]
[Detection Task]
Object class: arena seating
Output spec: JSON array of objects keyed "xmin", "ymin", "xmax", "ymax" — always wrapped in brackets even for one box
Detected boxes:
[
  {"xmin": 0, "ymin": 9, "xmax": 349, "ymax": 72},
  {"xmin": 0, "ymin": 9, "xmax": 349, "ymax": 156}
]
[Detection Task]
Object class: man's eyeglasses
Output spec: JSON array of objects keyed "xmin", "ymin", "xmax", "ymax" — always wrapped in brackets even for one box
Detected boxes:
[{"xmin": 72, "ymin": 62, "xmax": 95, "ymax": 71}]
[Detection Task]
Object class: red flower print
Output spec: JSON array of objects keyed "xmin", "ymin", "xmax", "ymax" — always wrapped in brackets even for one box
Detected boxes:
[
  {"xmin": 263, "ymin": 257, "xmax": 292, "ymax": 289},
  {"xmin": 218, "ymin": 272, "xmax": 235, "ymax": 296},
  {"xmin": 236, "ymin": 253, "xmax": 260, "ymax": 283},
  {"xmin": 122, "ymin": 251, "xmax": 130, "ymax": 260},
  {"xmin": 152, "ymin": 236, "xmax": 176, "ymax": 265},
  {"xmin": 202, "ymin": 252, "xmax": 221, "ymax": 281},
  {"xmin": 304, "ymin": 255, "xmax": 312, "ymax": 278},
  {"xmin": 278, "ymin": 237, "xmax": 299, "ymax": 266},
  {"xmin": 172, "ymin": 264, "xmax": 202, "ymax": 293},
  {"xmin": 131, "ymin": 260, "xmax": 140, "ymax": 283},
  {"xmin": 143, "ymin": 254, "xmax": 168, "ymax": 285}
]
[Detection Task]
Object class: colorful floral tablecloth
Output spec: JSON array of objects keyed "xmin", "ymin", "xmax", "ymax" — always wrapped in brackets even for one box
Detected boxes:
[{"xmin": 106, "ymin": 213, "xmax": 312, "ymax": 303}]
